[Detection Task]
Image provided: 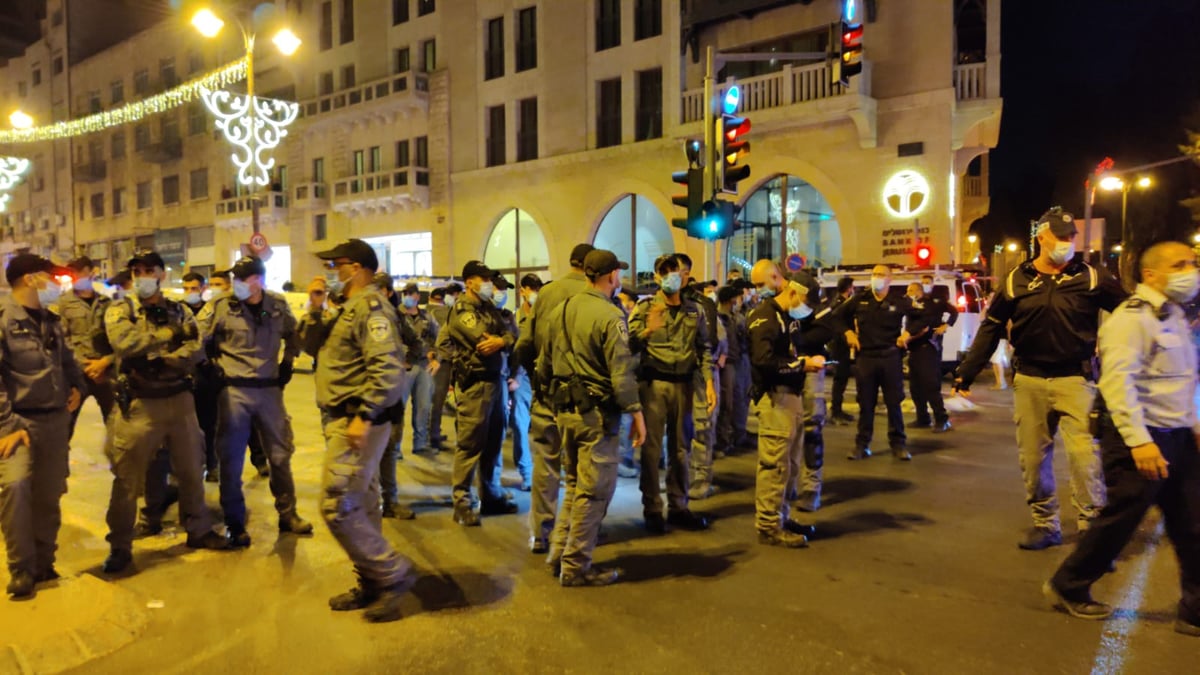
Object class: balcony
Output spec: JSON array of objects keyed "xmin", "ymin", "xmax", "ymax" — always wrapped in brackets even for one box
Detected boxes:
[
  {"xmin": 73, "ymin": 160, "xmax": 107, "ymax": 183},
  {"xmin": 952, "ymin": 61, "xmax": 1001, "ymax": 151},
  {"xmin": 293, "ymin": 182, "xmax": 329, "ymax": 210},
  {"xmin": 963, "ymin": 175, "xmax": 987, "ymax": 198},
  {"xmin": 953, "ymin": 63, "xmax": 988, "ymax": 101},
  {"xmin": 300, "ymin": 72, "xmax": 430, "ymax": 133},
  {"xmin": 331, "ymin": 168, "xmax": 429, "ymax": 216},
  {"xmin": 214, "ymin": 191, "xmax": 289, "ymax": 230},
  {"xmin": 141, "ymin": 136, "xmax": 182, "ymax": 164}
]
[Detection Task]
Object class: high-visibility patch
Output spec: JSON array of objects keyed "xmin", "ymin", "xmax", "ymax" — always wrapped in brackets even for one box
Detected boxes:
[
  {"xmin": 368, "ymin": 316, "xmax": 392, "ymax": 342},
  {"xmin": 461, "ymin": 312, "xmax": 477, "ymax": 329}
]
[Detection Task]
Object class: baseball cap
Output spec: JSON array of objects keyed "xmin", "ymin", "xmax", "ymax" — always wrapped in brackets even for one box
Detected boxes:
[
  {"xmin": 127, "ymin": 249, "xmax": 166, "ymax": 270},
  {"xmin": 108, "ymin": 270, "xmax": 132, "ymax": 287},
  {"xmin": 569, "ymin": 243, "xmax": 596, "ymax": 267},
  {"xmin": 583, "ymin": 249, "xmax": 629, "ymax": 277},
  {"xmin": 67, "ymin": 256, "xmax": 96, "ymax": 272},
  {"xmin": 462, "ymin": 260, "xmax": 494, "ymax": 280},
  {"xmin": 371, "ymin": 272, "xmax": 396, "ymax": 292},
  {"xmin": 444, "ymin": 282, "xmax": 463, "ymax": 294},
  {"xmin": 717, "ymin": 286, "xmax": 742, "ymax": 304},
  {"xmin": 400, "ymin": 282, "xmax": 420, "ymax": 295},
  {"xmin": 316, "ymin": 239, "xmax": 379, "ymax": 272},
  {"xmin": 492, "ymin": 272, "xmax": 512, "ymax": 290},
  {"xmin": 230, "ymin": 256, "xmax": 267, "ymax": 280},
  {"xmin": 520, "ymin": 273, "xmax": 544, "ymax": 290},
  {"xmin": 5, "ymin": 253, "xmax": 71, "ymax": 286},
  {"xmin": 1036, "ymin": 207, "xmax": 1077, "ymax": 239},
  {"xmin": 429, "ymin": 287, "xmax": 446, "ymax": 300}
]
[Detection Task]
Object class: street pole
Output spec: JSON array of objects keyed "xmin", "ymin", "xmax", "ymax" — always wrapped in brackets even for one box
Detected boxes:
[
  {"xmin": 1082, "ymin": 181, "xmax": 1094, "ymax": 262},
  {"xmin": 244, "ymin": 31, "xmax": 261, "ymax": 237},
  {"xmin": 703, "ymin": 46, "xmax": 715, "ymax": 281}
]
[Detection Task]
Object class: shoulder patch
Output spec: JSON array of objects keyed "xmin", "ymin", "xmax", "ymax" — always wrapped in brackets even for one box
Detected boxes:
[
  {"xmin": 367, "ymin": 315, "xmax": 392, "ymax": 342},
  {"xmin": 749, "ymin": 317, "xmax": 767, "ymax": 330},
  {"xmin": 104, "ymin": 305, "xmax": 125, "ymax": 324},
  {"xmin": 460, "ymin": 312, "xmax": 477, "ymax": 329},
  {"xmin": 1123, "ymin": 298, "xmax": 1147, "ymax": 310}
]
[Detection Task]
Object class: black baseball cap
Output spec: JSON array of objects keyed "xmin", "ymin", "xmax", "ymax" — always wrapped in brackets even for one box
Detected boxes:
[
  {"xmin": 1036, "ymin": 207, "xmax": 1077, "ymax": 239},
  {"xmin": 400, "ymin": 282, "xmax": 420, "ymax": 295},
  {"xmin": 127, "ymin": 249, "xmax": 165, "ymax": 270},
  {"xmin": 492, "ymin": 272, "xmax": 511, "ymax": 290},
  {"xmin": 429, "ymin": 287, "xmax": 446, "ymax": 300},
  {"xmin": 583, "ymin": 249, "xmax": 629, "ymax": 277},
  {"xmin": 230, "ymin": 256, "xmax": 267, "ymax": 280},
  {"xmin": 5, "ymin": 253, "xmax": 71, "ymax": 286},
  {"xmin": 462, "ymin": 260, "xmax": 494, "ymax": 280},
  {"xmin": 520, "ymin": 273, "xmax": 544, "ymax": 290},
  {"xmin": 569, "ymin": 243, "xmax": 596, "ymax": 267},
  {"xmin": 316, "ymin": 238, "xmax": 379, "ymax": 272},
  {"xmin": 444, "ymin": 282, "xmax": 463, "ymax": 294},
  {"xmin": 67, "ymin": 256, "xmax": 96, "ymax": 272},
  {"xmin": 717, "ymin": 286, "xmax": 741, "ymax": 304},
  {"xmin": 108, "ymin": 270, "xmax": 132, "ymax": 287}
]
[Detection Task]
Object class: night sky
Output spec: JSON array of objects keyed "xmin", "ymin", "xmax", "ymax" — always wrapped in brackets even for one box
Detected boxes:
[{"xmin": 981, "ymin": 0, "xmax": 1200, "ymax": 252}]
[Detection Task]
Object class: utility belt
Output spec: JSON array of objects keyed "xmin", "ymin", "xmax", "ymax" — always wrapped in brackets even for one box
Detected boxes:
[
  {"xmin": 322, "ymin": 399, "xmax": 384, "ymax": 423},
  {"xmin": 226, "ymin": 376, "xmax": 280, "ymax": 389},
  {"xmin": 456, "ymin": 369, "xmax": 504, "ymax": 390},
  {"xmin": 549, "ymin": 377, "xmax": 613, "ymax": 415},
  {"xmin": 1015, "ymin": 357, "xmax": 1096, "ymax": 381},
  {"xmin": 750, "ymin": 381, "xmax": 803, "ymax": 404},
  {"xmin": 638, "ymin": 367, "xmax": 692, "ymax": 383}
]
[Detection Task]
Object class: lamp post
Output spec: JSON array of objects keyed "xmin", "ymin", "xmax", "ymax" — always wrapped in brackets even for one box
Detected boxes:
[{"xmin": 1099, "ymin": 174, "xmax": 1152, "ymax": 289}]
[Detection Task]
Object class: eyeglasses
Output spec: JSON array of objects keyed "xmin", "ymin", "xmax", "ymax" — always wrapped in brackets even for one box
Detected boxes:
[{"xmin": 324, "ymin": 260, "xmax": 355, "ymax": 270}]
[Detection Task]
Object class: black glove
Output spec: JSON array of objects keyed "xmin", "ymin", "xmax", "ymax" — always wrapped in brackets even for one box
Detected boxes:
[{"xmin": 278, "ymin": 360, "xmax": 294, "ymax": 388}]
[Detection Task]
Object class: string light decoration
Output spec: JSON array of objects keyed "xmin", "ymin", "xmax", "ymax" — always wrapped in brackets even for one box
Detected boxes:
[
  {"xmin": 0, "ymin": 156, "xmax": 31, "ymax": 212},
  {"xmin": 0, "ymin": 59, "xmax": 248, "ymax": 144},
  {"xmin": 200, "ymin": 88, "xmax": 298, "ymax": 187}
]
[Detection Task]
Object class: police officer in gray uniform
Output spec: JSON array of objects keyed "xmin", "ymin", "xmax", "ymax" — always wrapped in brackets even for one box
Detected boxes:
[
  {"xmin": 57, "ymin": 256, "xmax": 115, "ymax": 437},
  {"xmin": 397, "ymin": 282, "xmax": 440, "ymax": 458},
  {"xmin": 537, "ymin": 250, "xmax": 646, "ymax": 586},
  {"xmin": 1045, "ymin": 241, "xmax": 1200, "ymax": 637},
  {"xmin": 428, "ymin": 283, "xmax": 461, "ymax": 452},
  {"xmin": 313, "ymin": 239, "xmax": 413, "ymax": 623},
  {"xmin": 677, "ymin": 255, "xmax": 722, "ymax": 500},
  {"xmin": 436, "ymin": 260, "xmax": 519, "ymax": 526},
  {"xmin": 198, "ymin": 256, "xmax": 313, "ymax": 548},
  {"xmin": 101, "ymin": 250, "xmax": 230, "ymax": 574},
  {"xmin": 1, "ymin": 254, "xmax": 87, "ymax": 598}
]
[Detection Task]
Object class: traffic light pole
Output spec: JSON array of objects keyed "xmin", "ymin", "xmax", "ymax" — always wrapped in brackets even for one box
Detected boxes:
[{"xmin": 703, "ymin": 46, "xmax": 717, "ymax": 281}]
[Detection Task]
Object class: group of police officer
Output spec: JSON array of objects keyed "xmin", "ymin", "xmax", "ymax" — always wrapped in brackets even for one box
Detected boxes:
[{"xmin": 1, "ymin": 211, "xmax": 1197, "ymax": 634}]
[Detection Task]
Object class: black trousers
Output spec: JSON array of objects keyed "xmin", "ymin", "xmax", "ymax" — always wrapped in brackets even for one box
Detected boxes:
[
  {"xmin": 1052, "ymin": 423, "xmax": 1200, "ymax": 624},
  {"xmin": 830, "ymin": 341, "xmax": 853, "ymax": 416},
  {"xmin": 855, "ymin": 349, "xmax": 906, "ymax": 450},
  {"xmin": 908, "ymin": 342, "xmax": 947, "ymax": 425},
  {"xmin": 195, "ymin": 383, "xmax": 220, "ymax": 472}
]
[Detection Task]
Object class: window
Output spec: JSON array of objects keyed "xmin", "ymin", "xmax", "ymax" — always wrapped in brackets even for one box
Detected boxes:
[
  {"xmin": 635, "ymin": 68, "xmax": 662, "ymax": 141},
  {"xmin": 190, "ymin": 168, "xmax": 208, "ymax": 200},
  {"xmin": 517, "ymin": 97, "xmax": 537, "ymax": 161},
  {"xmin": 341, "ymin": 64, "xmax": 356, "ymax": 89},
  {"xmin": 161, "ymin": 114, "xmax": 179, "ymax": 143},
  {"xmin": 88, "ymin": 91, "xmax": 101, "ymax": 113},
  {"xmin": 17, "ymin": 81, "xmax": 26, "ymax": 97},
  {"xmin": 112, "ymin": 188, "xmax": 126, "ymax": 215},
  {"xmin": 160, "ymin": 58, "xmax": 177, "ymax": 88},
  {"xmin": 162, "ymin": 175, "xmax": 180, "ymax": 205},
  {"xmin": 516, "ymin": 7, "xmax": 537, "ymax": 72},
  {"xmin": 53, "ymin": 56, "xmax": 63, "ymax": 75},
  {"xmin": 415, "ymin": 136, "xmax": 428, "ymax": 167},
  {"xmin": 395, "ymin": 140, "xmax": 409, "ymax": 167},
  {"xmin": 136, "ymin": 181, "xmax": 152, "ymax": 210},
  {"xmin": 339, "ymin": 0, "xmax": 354, "ymax": 44},
  {"xmin": 90, "ymin": 193, "xmax": 104, "ymax": 219},
  {"xmin": 134, "ymin": 124, "xmax": 150, "ymax": 151},
  {"xmin": 134, "ymin": 69, "xmax": 149, "ymax": 95},
  {"xmin": 352, "ymin": 150, "xmax": 365, "ymax": 176},
  {"xmin": 392, "ymin": 0, "xmax": 408, "ymax": 24},
  {"xmin": 52, "ymin": 9, "xmax": 63, "ymax": 26},
  {"xmin": 485, "ymin": 18, "xmax": 504, "ymax": 80},
  {"xmin": 596, "ymin": 0, "xmax": 620, "ymax": 51},
  {"xmin": 188, "ymin": 51, "xmax": 204, "ymax": 74},
  {"xmin": 312, "ymin": 157, "xmax": 325, "ymax": 183},
  {"xmin": 486, "ymin": 105, "xmax": 506, "ymax": 167},
  {"xmin": 633, "ymin": 0, "xmax": 662, "ymax": 40},
  {"xmin": 597, "ymin": 77, "xmax": 621, "ymax": 148},
  {"xmin": 314, "ymin": 213, "xmax": 328, "ymax": 241},
  {"xmin": 394, "ymin": 47, "xmax": 410, "ymax": 74},
  {"xmin": 32, "ymin": 68, "xmax": 42, "ymax": 86},
  {"xmin": 319, "ymin": 2, "xmax": 333, "ymax": 50},
  {"xmin": 319, "ymin": 71, "xmax": 334, "ymax": 94},
  {"xmin": 111, "ymin": 79, "xmax": 124, "ymax": 105},
  {"xmin": 188, "ymin": 102, "xmax": 206, "ymax": 135},
  {"xmin": 77, "ymin": 198, "xmax": 84, "ymax": 221},
  {"xmin": 422, "ymin": 39, "xmax": 436, "ymax": 72},
  {"xmin": 418, "ymin": 0, "xmax": 435, "ymax": 16},
  {"xmin": 368, "ymin": 146, "xmax": 381, "ymax": 173},
  {"xmin": 87, "ymin": 139, "xmax": 103, "ymax": 164},
  {"xmin": 112, "ymin": 131, "xmax": 126, "ymax": 159},
  {"xmin": 276, "ymin": 165, "xmax": 288, "ymax": 191}
]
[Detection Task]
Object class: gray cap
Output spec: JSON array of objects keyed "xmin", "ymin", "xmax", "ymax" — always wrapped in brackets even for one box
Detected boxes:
[{"xmin": 1036, "ymin": 207, "xmax": 1076, "ymax": 239}]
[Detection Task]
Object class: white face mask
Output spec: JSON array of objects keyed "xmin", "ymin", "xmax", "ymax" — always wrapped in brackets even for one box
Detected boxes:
[
  {"xmin": 494, "ymin": 290, "xmax": 508, "ymax": 309},
  {"xmin": 1048, "ymin": 240, "xmax": 1075, "ymax": 265},
  {"xmin": 477, "ymin": 281, "xmax": 495, "ymax": 302},
  {"xmin": 232, "ymin": 279, "xmax": 252, "ymax": 301},
  {"xmin": 921, "ymin": 284, "xmax": 933, "ymax": 295},
  {"xmin": 870, "ymin": 277, "xmax": 887, "ymax": 293},
  {"xmin": 526, "ymin": 292, "xmax": 538, "ymax": 307},
  {"xmin": 201, "ymin": 288, "xmax": 214, "ymax": 302},
  {"xmin": 1164, "ymin": 269, "xmax": 1200, "ymax": 303},
  {"xmin": 135, "ymin": 276, "xmax": 159, "ymax": 300},
  {"xmin": 37, "ymin": 279, "xmax": 62, "ymax": 306},
  {"xmin": 183, "ymin": 292, "xmax": 202, "ymax": 305},
  {"xmin": 73, "ymin": 277, "xmax": 93, "ymax": 292}
]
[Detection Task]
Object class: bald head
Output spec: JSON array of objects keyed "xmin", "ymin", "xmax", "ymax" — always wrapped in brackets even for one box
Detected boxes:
[
  {"xmin": 869, "ymin": 265, "xmax": 892, "ymax": 295},
  {"xmin": 750, "ymin": 259, "xmax": 784, "ymax": 299},
  {"xmin": 1140, "ymin": 241, "xmax": 1197, "ymax": 298}
]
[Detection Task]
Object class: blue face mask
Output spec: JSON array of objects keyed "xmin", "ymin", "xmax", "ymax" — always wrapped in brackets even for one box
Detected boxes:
[
  {"xmin": 660, "ymin": 273, "xmax": 682, "ymax": 295},
  {"xmin": 232, "ymin": 279, "xmax": 252, "ymax": 301},
  {"xmin": 757, "ymin": 285, "xmax": 776, "ymax": 299},
  {"xmin": 494, "ymin": 291, "xmax": 508, "ymax": 309},
  {"xmin": 788, "ymin": 302, "xmax": 813, "ymax": 320},
  {"xmin": 402, "ymin": 296, "xmax": 418, "ymax": 309}
]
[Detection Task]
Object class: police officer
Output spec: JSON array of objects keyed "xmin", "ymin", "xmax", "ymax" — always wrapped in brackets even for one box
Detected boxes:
[
  {"xmin": 436, "ymin": 260, "xmax": 519, "ymax": 526},
  {"xmin": 513, "ymin": 243, "xmax": 594, "ymax": 553},
  {"xmin": 828, "ymin": 276, "xmax": 857, "ymax": 425},
  {"xmin": 615, "ymin": 288, "xmax": 641, "ymax": 478},
  {"xmin": 836, "ymin": 265, "xmax": 928, "ymax": 461},
  {"xmin": 427, "ymin": 283, "xmax": 461, "ymax": 452},
  {"xmin": 503, "ymin": 274, "xmax": 539, "ymax": 491},
  {"xmin": 747, "ymin": 260, "xmax": 824, "ymax": 548},
  {"xmin": 490, "ymin": 274, "xmax": 530, "ymax": 489},
  {"xmin": 677, "ymin": 254, "xmax": 722, "ymax": 501},
  {"xmin": 181, "ymin": 271, "xmax": 221, "ymax": 480},
  {"xmin": 57, "ymin": 256, "xmax": 116, "ymax": 437},
  {"xmin": 1, "ymin": 254, "xmax": 87, "ymax": 598},
  {"xmin": 715, "ymin": 286, "xmax": 744, "ymax": 458},
  {"xmin": 628, "ymin": 254, "xmax": 715, "ymax": 533},
  {"xmin": 101, "ymin": 249, "xmax": 230, "ymax": 574},
  {"xmin": 199, "ymin": 256, "xmax": 313, "ymax": 547},
  {"xmin": 905, "ymin": 278, "xmax": 957, "ymax": 432},
  {"xmin": 1044, "ymin": 240, "xmax": 1200, "ymax": 637},
  {"xmin": 396, "ymin": 282, "xmax": 440, "ymax": 458},
  {"xmin": 784, "ymin": 270, "xmax": 837, "ymax": 513},
  {"xmin": 297, "ymin": 277, "xmax": 331, "ymax": 369},
  {"xmin": 537, "ymin": 250, "xmax": 645, "ymax": 586},
  {"xmin": 955, "ymin": 208, "xmax": 1126, "ymax": 550},
  {"xmin": 313, "ymin": 239, "xmax": 413, "ymax": 623}
]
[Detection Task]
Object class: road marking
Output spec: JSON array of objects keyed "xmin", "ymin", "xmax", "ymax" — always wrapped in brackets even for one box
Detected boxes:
[{"xmin": 1089, "ymin": 524, "xmax": 1160, "ymax": 675}]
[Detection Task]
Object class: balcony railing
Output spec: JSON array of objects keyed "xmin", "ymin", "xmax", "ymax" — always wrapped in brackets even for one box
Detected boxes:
[
  {"xmin": 963, "ymin": 176, "xmax": 986, "ymax": 198},
  {"xmin": 331, "ymin": 168, "xmax": 429, "ymax": 215},
  {"xmin": 681, "ymin": 61, "xmax": 847, "ymax": 124},
  {"xmin": 300, "ymin": 71, "xmax": 430, "ymax": 122},
  {"xmin": 214, "ymin": 191, "xmax": 289, "ymax": 229},
  {"xmin": 293, "ymin": 182, "xmax": 330, "ymax": 210},
  {"xmin": 73, "ymin": 161, "xmax": 107, "ymax": 183},
  {"xmin": 953, "ymin": 63, "xmax": 987, "ymax": 101},
  {"xmin": 141, "ymin": 136, "xmax": 182, "ymax": 163}
]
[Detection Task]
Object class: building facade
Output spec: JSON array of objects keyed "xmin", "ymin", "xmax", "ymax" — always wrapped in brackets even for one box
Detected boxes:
[{"xmin": 0, "ymin": 0, "xmax": 1001, "ymax": 287}]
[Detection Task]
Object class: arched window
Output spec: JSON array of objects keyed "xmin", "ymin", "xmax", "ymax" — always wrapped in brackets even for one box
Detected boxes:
[
  {"xmin": 592, "ymin": 194, "xmax": 674, "ymax": 288},
  {"xmin": 726, "ymin": 175, "xmax": 841, "ymax": 275},
  {"xmin": 484, "ymin": 208, "xmax": 550, "ymax": 308}
]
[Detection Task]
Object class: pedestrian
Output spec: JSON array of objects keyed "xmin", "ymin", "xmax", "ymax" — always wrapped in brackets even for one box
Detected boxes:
[
  {"xmin": 209, "ymin": 269, "xmax": 231, "ymax": 296},
  {"xmin": 615, "ymin": 288, "xmax": 641, "ymax": 478},
  {"xmin": 905, "ymin": 278, "xmax": 957, "ymax": 432},
  {"xmin": 677, "ymin": 255, "xmax": 722, "ymax": 501},
  {"xmin": 181, "ymin": 271, "xmax": 221, "ymax": 481},
  {"xmin": 1043, "ymin": 240, "xmax": 1200, "ymax": 637},
  {"xmin": 747, "ymin": 260, "xmax": 825, "ymax": 548},
  {"xmin": 955, "ymin": 207, "xmax": 1126, "ymax": 550},
  {"xmin": 198, "ymin": 256, "xmax": 314, "ymax": 548},
  {"xmin": 57, "ymin": 256, "xmax": 116, "ymax": 437},
  {"xmin": 490, "ymin": 274, "xmax": 531, "ymax": 491},
  {"xmin": 835, "ymin": 265, "xmax": 928, "ymax": 461},
  {"xmin": 537, "ymin": 249, "xmax": 645, "ymax": 586},
  {"xmin": 731, "ymin": 278, "xmax": 755, "ymax": 447},
  {"xmin": 715, "ymin": 286, "xmax": 743, "ymax": 459},
  {"xmin": 505, "ymin": 273, "xmax": 543, "ymax": 491},
  {"xmin": 101, "ymin": 249, "xmax": 231, "ymax": 575},
  {"xmin": 435, "ymin": 260, "xmax": 519, "ymax": 526},
  {"xmin": 297, "ymin": 276, "xmax": 331, "ymax": 370},
  {"xmin": 828, "ymin": 276, "xmax": 857, "ymax": 425},
  {"xmin": 513, "ymin": 243, "xmax": 594, "ymax": 553},
  {"xmin": 1, "ymin": 254, "xmax": 87, "ymax": 598},
  {"xmin": 427, "ymin": 283, "xmax": 461, "ymax": 452},
  {"xmin": 627, "ymin": 254, "xmax": 714, "ymax": 533},
  {"xmin": 313, "ymin": 239, "xmax": 413, "ymax": 623},
  {"xmin": 397, "ymin": 282, "xmax": 440, "ymax": 459}
]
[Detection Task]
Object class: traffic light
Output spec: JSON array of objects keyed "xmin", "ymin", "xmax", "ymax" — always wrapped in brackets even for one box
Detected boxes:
[
  {"xmin": 671, "ymin": 166, "xmax": 703, "ymax": 232},
  {"xmin": 688, "ymin": 199, "xmax": 739, "ymax": 241},
  {"xmin": 837, "ymin": 0, "xmax": 864, "ymax": 87},
  {"xmin": 719, "ymin": 114, "xmax": 751, "ymax": 195},
  {"xmin": 914, "ymin": 244, "xmax": 933, "ymax": 267}
]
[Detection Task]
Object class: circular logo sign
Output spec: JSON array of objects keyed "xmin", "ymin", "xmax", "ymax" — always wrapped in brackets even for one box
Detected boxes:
[
  {"xmin": 883, "ymin": 171, "xmax": 930, "ymax": 219},
  {"xmin": 248, "ymin": 232, "xmax": 269, "ymax": 253}
]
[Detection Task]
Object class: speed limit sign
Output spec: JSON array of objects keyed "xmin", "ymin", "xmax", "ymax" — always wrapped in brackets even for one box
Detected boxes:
[{"xmin": 248, "ymin": 232, "xmax": 269, "ymax": 253}]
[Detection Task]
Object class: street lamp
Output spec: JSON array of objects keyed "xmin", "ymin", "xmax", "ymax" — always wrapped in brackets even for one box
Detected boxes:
[
  {"xmin": 8, "ymin": 110, "xmax": 33, "ymax": 129},
  {"xmin": 1006, "ymin": 242, "xmax": 1017, "ymax": 252},
  {"xmin": 967, "ymin": 234, "xmax": 978, "ymax": 244}
]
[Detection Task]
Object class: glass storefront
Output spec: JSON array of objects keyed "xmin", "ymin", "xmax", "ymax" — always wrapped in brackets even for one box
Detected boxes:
[
  {"xmin": 484, "ymin": 208, "xmax": 551, "ymax": 310},
  {"xmin": 364, "ymin": 232, "xmax": 433, "ymax": 277},
  {"xmin": 726, "ymin": 174, "xmax": 841, "ymax": 276},
  {"xmin": 592, "ymin": 194, "xmax": 675, "ymax": 289}
]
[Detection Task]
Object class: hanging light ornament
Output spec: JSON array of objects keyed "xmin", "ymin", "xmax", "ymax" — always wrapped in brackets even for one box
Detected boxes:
[
  {"xmin": 200, "ymin": 87, "xmax": 298, "ymax": 187},
  {"xmin": 0, "ymin": 157, "xmax": 31, "ymax": 212}
]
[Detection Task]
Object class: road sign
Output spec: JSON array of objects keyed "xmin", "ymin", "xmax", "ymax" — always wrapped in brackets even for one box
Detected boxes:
[
  {"xmin": 248, "ymin": 232, "xmax": 269, "ymax": 254},
  {"xmin": 785, "ymin": 253, "xmax": 805, "ymax": 272}
]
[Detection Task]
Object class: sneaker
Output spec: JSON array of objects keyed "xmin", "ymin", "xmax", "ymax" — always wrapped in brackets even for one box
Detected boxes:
[
  {"xmin": 453, "ymin": 505, "xmax": 481, "ymax": 527},
  {"xmin": 932, "ymin": 420, "xmax": 952, "ymax": 433},
  {"xmin": 758, "ymin": 530, "xmax": 809, "ymax": 548},
  {"xmin": 831, "ymin": 412, "xmax": 856, "ymax": 425},
  {"xmin": 617, "ymin": 463, "xmax": 640, "ymax": 479},
  {"xmin": 560, "ymin": 567, "xmax": 622, "ymax": 587},
  {"xmin": 381, "ymin": 503, "xmax": 416, "ymax": 520},
  {"xmin": 1175, "ymin": 618, "xmax": 1200, "ymax": 637},
  {"xmin": 1018, "ymin": 527, "xmax": 1063, "ymax": 551},
  {"xmin": 667, "ymin": 510, "xmax": 710, "ymax": 531},
  {"xmin": 6, "ymin": 570, "xmax": 34, "ymax": 598},
  {"xmin": 529, "ymin": 537, "xmax": 549, "ymax": 555},
  {"xmin": 187, "ymin": 530, "xmax": 232, "ymax": 550},
  {"xmin": 102, "ymin": 549, "xmax": 133, "ymax": 575},
  {"xmin": 517, "ymin": 479, "xmax": 533, "ymax": 493},
  {"xmin": 910, "ymin": 419, "xmax": 932, "ymax": 429},
  {"xmin": 480, "ymin": 499, "xmax": 519, "ymax": 516},
  {"xmin": 134, "ymin": 519, "xmax": 163, "ymax": 538},
  {"xmin": 783, "ymin": 519, "xmax": 817, "ymax": 539},
  {"xmin": 892, "ymin": 446, "xmax": 912, "ymax": 461},
  {"xmin": 279, "ymin": 512, "xmax": 316, "ymax": 534},
  {"xmin": 227, "ymin": 529, "xmax": 252, "ymax": 549},
  {"xmin": 329, "ymin": 579, "xmax": 379, "ymax": 611},
  {"xmin": 847, "ymin": 447, "xmax": 872, "ymax": 461},
  {"xmin": 794, "ymin": 491, "xmax": 821, "ymax": 513},
  {"xmin": 1042, "ymin": 581, "xmax": 1112, "ymax": 620},
  {"xmin": 204, "ymin": 471, "xmax": 219, "ymax": 483},
  {"xmin": 363, "ymin": 581, "xmax": 410, "ymax": 623}
]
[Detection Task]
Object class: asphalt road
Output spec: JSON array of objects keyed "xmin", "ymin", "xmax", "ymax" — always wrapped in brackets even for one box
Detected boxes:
[{"xmin": 2, "ymin": 373, "xmax": 1194, "ymax": 674}]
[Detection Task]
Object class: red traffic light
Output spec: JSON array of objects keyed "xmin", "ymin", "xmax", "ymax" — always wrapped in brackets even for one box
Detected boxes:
[
  {"xmin": 915, "ymin": 245, "xmax": 932, "ymax": 263},
  {"xmin": 842, "ymin": 25, "xmax": 863, "ymax": 49}
]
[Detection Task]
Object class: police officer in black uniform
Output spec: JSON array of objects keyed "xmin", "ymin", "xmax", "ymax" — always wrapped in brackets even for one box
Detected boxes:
[
  {"xmin": 828, "ymin": 276, "xmax": 856, "ymax": 425},
  {"xmin": 905, "ymin": 277, "xmax": 957, "ymax": 432}
]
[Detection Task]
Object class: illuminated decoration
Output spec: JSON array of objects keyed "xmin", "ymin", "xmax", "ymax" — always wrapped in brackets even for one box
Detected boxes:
[
  {"xmin": 0, "ymin": 156, "xmax": 31, "ymax": 213},
  {"xmin": 882, "ymin": 170, "xmax": 930, "ymax": 218},
  {"xmin": 722, "ymin": 85, "xmax": 741, "ymax": 115},
  {"xmin": 200, "ymin": 87, "xmax": 299, "ymax": 187},
  {"xmin": 844, "ymin": 0, "xmax": 859, "ymax": 23},
  {"xmin": 0, "ymin": 59, "xmax": 248, "ymax": 144}
]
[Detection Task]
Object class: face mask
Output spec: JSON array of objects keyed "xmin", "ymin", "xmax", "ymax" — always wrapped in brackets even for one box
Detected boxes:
[
  {"xmin": 788, "ymin": 302, "xmax": 813, "ymax": 320},
  {"xmin": 1048, "ymin": 241, "xmax": 1075, "ymax": 265},
  {"xmin": 402, "ymin": 296, "xmax": 418, "ymax": 309},
  {"xmin": 325, "ymin": 272, "xmax": 344, "ymax": 296},
  {"xmin": 73, "ymin": 277, "xmax": 92, "ymax": 292},
  {"xmin": 757, "ymin": 285, "xmax": 776, "ymax": 300},
  {"xmin": 527, "ymin": 292, "xmax": 538, "ymax": 307},
  {"xmin": 135, "ymin": 276, "xmax": 159, "ymax": 300},
  {"xmin": 447, "ymin": 294, "xmax": 458, "ymax": 305},
  {"xmin": 477, "ymin": 281, "xmax": 496, "ymax": 302},
  {"xmin": 870, "ymin": 277, "xmax": 887, "ymax": 293},
  {"xmin": 495, "ymin": 291, "xmax": 508, "ymax": 309},
  {"xmin": 201, "ymin": 288, "xmax": 214, "ymax": 302},
  {"xmin": 922, "ymin": 284, "xmax": 933, "ymax": 295},
  {"xmin": 660, "ymin": 272, "xmax": 682, "ymax": 295},
  {"xmin": 232, "ymin": 279, "xmax": 252, "ymax": 301},
  {"xmin": 183, "ymin": 292, "xmax": 202, "ymax": 306},
  {"xmin": 612, "ymin": 274, "xmax": 623, "ymax": 299},
  {"xmin": 37, "ymin": 280, "xmax": 62, "ymax": 306},
  {"xmin": 1164, "ymin": 269, "xmax": 1200, "ymax": 303}
]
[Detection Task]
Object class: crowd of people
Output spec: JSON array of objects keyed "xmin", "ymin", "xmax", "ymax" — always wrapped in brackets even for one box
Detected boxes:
[{"xmin": 0, "ymin": 206, "xmax": 1195, "ymax": 634}]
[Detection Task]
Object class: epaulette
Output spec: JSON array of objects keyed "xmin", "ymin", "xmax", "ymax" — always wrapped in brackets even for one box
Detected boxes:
[
  {"xmin": 368, "ymin": 297, "xmax": 382, "ymax": 311},
  {"xmin": 1123, "ymin": 298, "xmax": 1147, "ymax": 310}
]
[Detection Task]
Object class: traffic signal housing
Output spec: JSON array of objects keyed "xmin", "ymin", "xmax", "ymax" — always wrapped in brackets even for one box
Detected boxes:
[
  {"xmin": 837, "ymin": 19, "xmax": 864, "ymax": 87},
  {"xmin": 914, "ymin": 243, "xmax": 933, "ymax": 267},
  {"xmin": 671, "ymin": 166, "xmax": 704, "ymax": 232},
  {"xmin": 719, "ymin": 113, "xmax": 751, "ymax": 194},
  {"xmin": 688, "ymin": 199, "xmax": 739, "ymax": 241}
]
